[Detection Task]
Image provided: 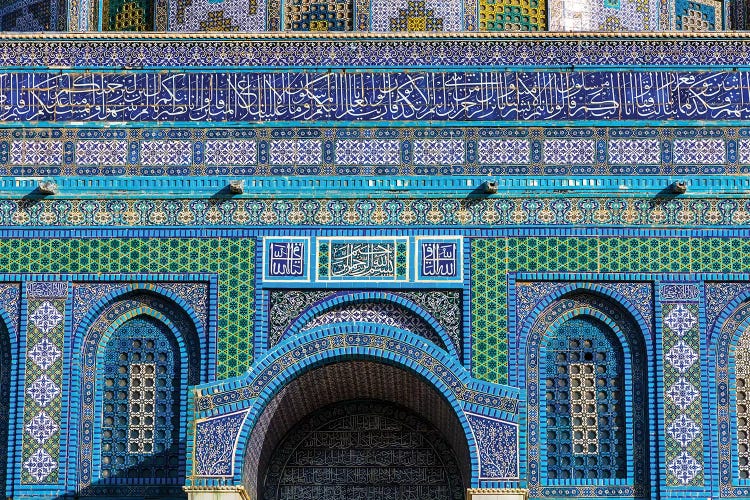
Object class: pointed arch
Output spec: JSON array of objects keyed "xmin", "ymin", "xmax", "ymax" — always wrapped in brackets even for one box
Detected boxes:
[
  {"xmin": 0, "ymin": 306, "xmax": 16, "ymax": 498},
  {"xmin": 518, "ymin": 289, "xmax": 650, "ymax": 498},
  {"xmin": 708, "ymin": 296, "xmax": 750, "ymax": 495},
  {"xmin": 68, "ymin": 290, "xmax": 202, "ymax": 498}
]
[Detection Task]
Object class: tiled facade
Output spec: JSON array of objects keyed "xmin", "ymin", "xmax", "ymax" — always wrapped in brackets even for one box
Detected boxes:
[
  {"xmin": 0, "ymin": 31, "xmax": 749, "ymax": 500},
  {"xmin": 2, "ymin": 0, "xmax": 739, "ymax": 30}
]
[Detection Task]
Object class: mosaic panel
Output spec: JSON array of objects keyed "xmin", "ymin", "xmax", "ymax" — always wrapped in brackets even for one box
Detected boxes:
[
  {"xmin": 479, "ymin": 0, "xmax": 546, "ymax": 30},
  {"xmin": 103, "ymin": 0, "xmax": 154, "ymax": 30},
  {"xmin": 661, "ymin": 299, "xmax": 703, "ymax": 486},
  {"xmin": 675, "ymin": 0, "xmax": 723, "ymax": 29},
  {"xmin": 473, "ymin": 238, "xmax": 750, "ymax": 384},
  {"xmin": 169, "ymin": 0, "xmax": 265, "ymax": 31},
  {"xmin": 466, "ymin": 413, "xmax": 518, "ymax": 480},
  {"xmin": 6, "ymin": 71, "xmax": 750, "ymax": 123},
  {"xmin": 267, "ymin": 289, "xmax": 462, "ymax": 353},
  {"xmin": 0, "ymin": 0, "xmax": 63, "ymax": 30},
  {"xmin": 22, "ymin": 285, "xmax": 67, "ymax": 485},
  {"xmin": 285, "ymin": 0, "xmax": 352, "ymax": 31},
  {"xmin": 0, "ymin": 239, "xmax": 253, "ymax": 378},
  {"xmin": 4, "ymin": 127, "xmax": 750, "ymax": 177},
  {"xmin": 371, "ymin": 0, "xmax": 461, "ymax": 30},
  {"xmin": 194, "ymin": 410, "xmax": 248, "ymax": 477}
]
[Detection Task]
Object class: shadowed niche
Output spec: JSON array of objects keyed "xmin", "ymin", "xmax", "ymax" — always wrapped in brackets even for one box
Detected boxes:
[{"xmin": 244, "ymin": 360, "xmax": 473, "ymax": 500}]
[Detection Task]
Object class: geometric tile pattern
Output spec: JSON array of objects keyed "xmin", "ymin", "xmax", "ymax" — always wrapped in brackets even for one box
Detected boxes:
[
  {"xmin": 102, "ymin": 0, "xmax": 153, "ymax": 30},
  {"xmin": 473, "ymin": 238, "xmax": 750, "ymax": 384},
  {"xmin": 389, "ymin": 0, "xmax": 444, "ymax": 30},
  {"xmin": 675, "ymin": 0, "xmax": 722, "ymax": 29},
  {"xmin": 285, "ymin": 0, "xmax": 352, "ymax": 31},
  {"xmin": 472, "ymin": 239, "xmax": 508, "ymax": 384},
  {"xmin": 480, "ymin": 0, "xmax": 546, "ymax": 30},
  {"xmin": 335, "ymin": 140, "xmax": 400, "ymax": 166},
  {"xmin": 5, "ymin": 127, "xmax": 750, "ymax": 177},
  {"xmin": 477, "ymin": 139, "xmax": 530, "ymax": 165},
  {"xmin": 413, "ymin": 139, "xmax": 464, "ymax": 165},
  {"xmin": 372, "ymin": 0, "xmax": 461, "ymax": 30},
  {"xmin": 25, "ymin": 412, "xmax": 59, "ymax": 445},
  {"xmin": 673, "ymin": 138, "xmax": 725, "ymax": 164},
  {"xmin": 0, "ymin": 238, "xmax": 255, "ymax": 378},
  {"xmin": 140, "ymin": 140, "xmax": 192, "ymax": 167},
  {"xmin": 0, "ymin": 0, "xmax": 64, "ymax": 31},
  {"xmin": 544, "ymin": 139, "xmax": 596, "ymax": 165},
  {"xmin": 608, "ymin": 139, "xmax": 661, "ymax": 165},
  {"xmin": 268, "ymin": 140, "xmax": 322, "ymax": 166},
  {"xmin": 170, "ymin": 0, "xmax": 264, "ymax": 31},
  {"xmin": 662, "ymin": 301, "xmax": 703, "ymax": 486},
  {"xmin": 22, "ymin": 294, "xmax": 66, "ymax": 484}
]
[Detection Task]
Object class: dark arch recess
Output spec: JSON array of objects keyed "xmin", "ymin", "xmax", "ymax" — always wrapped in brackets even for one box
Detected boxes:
[{"xmin": 244, "ymin": 360, "xmax": 472, "ymax": 498}]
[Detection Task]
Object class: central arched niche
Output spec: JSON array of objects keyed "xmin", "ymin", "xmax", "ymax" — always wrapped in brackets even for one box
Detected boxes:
[{"xmin": 243, "ymin": 360, "xmax": 472, "ymax": 499}]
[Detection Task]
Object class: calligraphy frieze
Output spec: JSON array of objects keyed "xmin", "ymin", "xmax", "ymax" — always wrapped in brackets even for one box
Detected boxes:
[
  {"xmin": 416, "ymin": 237, "xmax": 464, "ymax": 282},
  {"xmin": 318, "ymin": 238, "xmax": 408, "ymax": 282},
  {"xmin": 263, "ymin": 237, "xmax": 310, "ymax": 282},
  {"xmin": 3, "ymin": 71, "xmax": 750, "ymax": 123},
  {"xmin": 259, "ymin": 237, "xmax": 466, "ymax": 284}
]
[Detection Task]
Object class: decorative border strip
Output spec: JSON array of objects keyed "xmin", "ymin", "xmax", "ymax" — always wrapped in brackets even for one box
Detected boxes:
[
  {"xmin": 1, "ymin": 127, "xmax": 746, "ymax": 177},
  {"xmin": 3, "ymin": 34, "xmax": 750, "ymax": 69},
  {"xmin": 0, "ymin": 197, "xmax": 746, "ymax": 227}
]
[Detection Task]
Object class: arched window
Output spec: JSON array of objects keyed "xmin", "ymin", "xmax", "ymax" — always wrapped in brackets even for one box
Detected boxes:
[
  {"xmin": 543, "ymin": 316, "xmax": 626, "ymax": 480},
  {"xmin": 734, "ymin": 327, "xmax": 750, "ymax": 478},
  {"xmin": 98, "ymin": 315, "xmax": 182, "ymax": 482},
  {"xmin": 285, "ymin": 0, "xmax": 353, "ymax": 31}
]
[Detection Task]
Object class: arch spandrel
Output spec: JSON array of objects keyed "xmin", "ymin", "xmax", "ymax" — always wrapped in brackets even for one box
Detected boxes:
[{"xmin": 187, "ymin": 324, "xmax": 522, "ymax": 495}]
